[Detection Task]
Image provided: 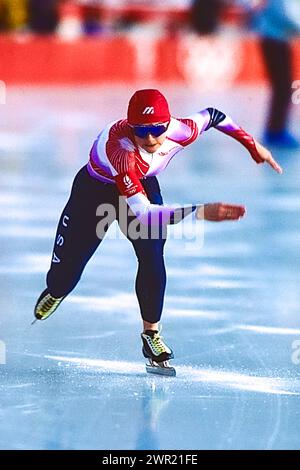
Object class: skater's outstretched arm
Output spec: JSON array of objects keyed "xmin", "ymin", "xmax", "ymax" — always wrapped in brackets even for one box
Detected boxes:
[
  {"xmin": 188, "ymin": 108, "xmax": 283, "ymax": 174},
  {"xmin": 251, "ymin": 138, "xmax": 283, "ymax": 174},
  {"xmin": 196, "ymin": 203, "xmax": 246, "ymax": 222},
  {"xmin": 115, "ymin": 171, "xmax": 198, "ymax": 226}
]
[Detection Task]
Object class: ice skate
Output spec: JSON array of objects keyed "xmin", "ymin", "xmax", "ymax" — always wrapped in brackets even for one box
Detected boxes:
[
  {"xmin": 141, "ymin": 328, "xmax": 176, "ymax": 377},
  {"xmin": 33, "ymin": 288, "xmax": 64, "ymax": 323}
]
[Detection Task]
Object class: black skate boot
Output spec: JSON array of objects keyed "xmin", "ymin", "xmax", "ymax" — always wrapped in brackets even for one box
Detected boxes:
[
  {"xmin": 141, "ymin": 328, "xmax": 176, "ymax": 377},
  {"xmin": 33, "ymin": 288, "xmax": 64, "ymax": 323}
]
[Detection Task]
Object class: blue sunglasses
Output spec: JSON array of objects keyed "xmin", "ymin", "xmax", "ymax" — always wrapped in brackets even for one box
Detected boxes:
[{"xmin": 131, "ymin": 123, "xmax": 169, "ymax": 139}]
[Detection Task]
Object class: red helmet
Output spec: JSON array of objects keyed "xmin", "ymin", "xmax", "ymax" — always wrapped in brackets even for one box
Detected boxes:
[{"xmin": 127, "ymin": 89, "xmax": 171, "ymax": 125}]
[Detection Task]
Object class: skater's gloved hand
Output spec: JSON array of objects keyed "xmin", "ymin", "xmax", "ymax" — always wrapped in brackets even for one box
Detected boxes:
[
  {"xmin": 196, "ymin": 203, "xmax": 246, "ymax": 222},
  {"xmin": 254, "ymin": 139, "xmax": 283, "ymax": 174}
]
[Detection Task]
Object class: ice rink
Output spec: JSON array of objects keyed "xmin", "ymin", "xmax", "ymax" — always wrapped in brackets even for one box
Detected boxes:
[{"xmin": 1, "ymin": 85, "xmax": 300, "ymax": 450}]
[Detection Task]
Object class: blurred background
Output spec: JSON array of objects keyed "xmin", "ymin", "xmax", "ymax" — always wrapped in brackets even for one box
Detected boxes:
[
  {"xmin": 1, "ymin": 0, "xmax": 300, "ymax": 142},
  {"xmin": 1, "ymin": 0, "xmax": 300, "ymax": 451}
]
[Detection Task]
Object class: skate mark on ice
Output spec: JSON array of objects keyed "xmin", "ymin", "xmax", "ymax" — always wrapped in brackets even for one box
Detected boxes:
[
  {"xmin": 235, "ymin": 324, "xmax": 300, "ymax": 335},
  {"xmin": 44, "ymin": 355, "xmax": 300, "ymax": 395}
]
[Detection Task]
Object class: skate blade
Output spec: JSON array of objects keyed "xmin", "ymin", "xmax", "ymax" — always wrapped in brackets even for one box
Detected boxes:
[{"xmin": 146, "ymin": 362, "xmax": 176, "ymax": 377}]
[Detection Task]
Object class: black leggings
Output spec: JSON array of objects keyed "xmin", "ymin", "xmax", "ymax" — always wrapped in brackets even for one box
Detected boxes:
[
  {"xmin": 46, "ymin": 166, "xmax": 167, "ymax": 324},
  {"xmin": 260, "ymin": 37, "xmax": 293, "ymax": 132}
]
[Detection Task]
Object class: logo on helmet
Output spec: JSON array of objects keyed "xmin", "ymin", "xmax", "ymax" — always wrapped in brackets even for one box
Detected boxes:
[{"xmin": 142, "ymin": 107, "xmax": 154, "ymax": 115}]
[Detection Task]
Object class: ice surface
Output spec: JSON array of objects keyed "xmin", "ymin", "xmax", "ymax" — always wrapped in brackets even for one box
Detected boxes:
[{"xmin": 0, "ymin": 85, "xmax": 300, "ymax": 450}]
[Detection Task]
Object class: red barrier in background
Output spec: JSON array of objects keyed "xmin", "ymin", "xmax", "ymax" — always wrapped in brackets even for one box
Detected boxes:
[
  {"xmin": 0, "ymin": 35, "xmax": 299, "ymax": 85},
  {"xmin": 0, "ymin": 36, "xmax": 136, "ymax": 84}
]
